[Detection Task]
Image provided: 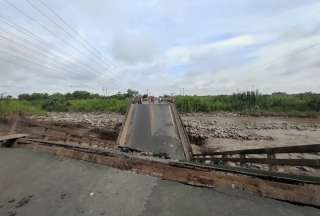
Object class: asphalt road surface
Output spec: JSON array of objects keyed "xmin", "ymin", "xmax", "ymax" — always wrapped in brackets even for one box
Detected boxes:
[
  {"xmin": 0, "ymin": 148, "xmax": 319, "ymax": 216},
  {"xmin": 126, "ymin": 104, "xmax": 186, "ymax": 160}
]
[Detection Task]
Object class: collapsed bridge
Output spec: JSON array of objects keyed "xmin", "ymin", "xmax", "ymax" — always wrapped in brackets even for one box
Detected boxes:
[
  {"xmin": 117, "ymin": 103, "xmax": 192, "ymax": 161},
  {"xmin": 1, "ymin": 100, "xmax": 320, "ymax": 207}
]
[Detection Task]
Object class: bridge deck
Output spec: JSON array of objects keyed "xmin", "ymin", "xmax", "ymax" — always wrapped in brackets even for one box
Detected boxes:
[{"xmin": 118, "ymin": 103, "xmax": 187, "ymax": 160}]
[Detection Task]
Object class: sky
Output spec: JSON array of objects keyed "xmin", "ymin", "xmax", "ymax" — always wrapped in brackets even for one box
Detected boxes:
[{"xmin": 0, "ymin": 0, "xmax": 320, "ymax": 96}]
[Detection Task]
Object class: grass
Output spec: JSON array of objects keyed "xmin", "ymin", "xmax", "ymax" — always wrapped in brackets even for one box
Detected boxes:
[
  {"xmin": 1, "ymin": 91, "xmax": 319, "ymax": 117},
  {"xmin": 1, "ymin": 90, "xmax": 132, "ymax": 116},
  {"xmin": 69, "ymin": 99, "xmax": 129, "ymax": 113},
  {"xmin": 0, "ymin": 99, "xmax": 45, "ymax": 117},
  {"xmin": 0, "ymin": 98, "xmax": 130, "ymax": 117},
  {"xmin": 175, "ymin": 92, "xmax": 320, "ymax": 117}
]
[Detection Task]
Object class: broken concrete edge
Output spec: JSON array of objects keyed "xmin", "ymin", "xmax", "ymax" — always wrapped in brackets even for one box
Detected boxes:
[
  {"xmin": 16, "ymin": 138, "xmax": 320, "ymax": 184},
  {"xmin": 0, "ymin": 133, "xmax": 29, "ymax": 142},
  {"xmin": 0, "ymin": 134, "xmax": 29, "ymax": 147},
  {"xmin": 116, "ymin": 103, "xmax": 134, "ymax": 147},
  {"xmin": 169, "ymin": 103, "xmax": 193, "ymax": 161},
  {"xmin": 9, "ymin": 139, "xmax": 320, "ymax": 207}
]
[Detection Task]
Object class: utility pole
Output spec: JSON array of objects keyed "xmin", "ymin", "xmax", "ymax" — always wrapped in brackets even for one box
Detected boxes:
[
  {"xmin": 146, "ymin": 89, "xmax": 149, "ymax": 96},
  {"xmin": 182, "ymin": 88, "xmax": 185, "ymax": 96}
]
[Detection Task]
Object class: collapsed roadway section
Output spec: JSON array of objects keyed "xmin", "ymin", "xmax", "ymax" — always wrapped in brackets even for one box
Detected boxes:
[
  {"xmin": 117, "ymin": 102, "xmax": 192, "ymax": 161},
  {"xmin": 1, "ymin": 101, "xmax": 320, "ymax": 207}
]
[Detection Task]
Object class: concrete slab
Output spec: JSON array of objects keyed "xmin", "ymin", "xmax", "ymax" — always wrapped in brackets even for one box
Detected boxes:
[
  {"xmin": 0, "ymin": 134, "xmax": 28, "ymax": 142},
  {"xmin": 125, "ymin": 104, "xmax": 186, "ymax": 160}
]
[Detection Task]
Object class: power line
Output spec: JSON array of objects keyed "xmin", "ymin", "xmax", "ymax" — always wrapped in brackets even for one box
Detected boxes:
[
  {"xmin": 0, "ymin": 14, "xmax": 121, "ymax": 88},
  {"xmin": 0, "ymin": 15, "xmax": 44, "ymax": 42},
  {"xmin": 1, "ymin": 0, "xmax": 111, "ymax": 77},
  {"xmin": 36, "ymin": 0, "xmax": 116, "ymax": 69},
  {"xmin": 0, "ymin": 0, "xmax": 123, "ymax": 90},
  {"xmin": 24, "ymin": 0, "xmax": 115, "ymax": 72},
  {"xmin": 0, "ymin": 33, "xmax": 120, "ymax": 89},
  {"xmin": 0, "ymin": 16, "xmax": 102, "ymax": 76},
  {"xmin": 33, "ymin": 0, "xmax": 122, "ymax": 86},
  {"xmin": 0, "ymin": 29, "xmax": 99, "ymax": 81},
  {"xmin": 0, "ymin": 56, "xmax": 100, "ymax": 91},
  {"xmin": 0, "ymin": 23, "xmax": 107, "ymax": 82},
  {"xmin": 0, "ymin": 48, "xmax": 69, "ymax": 80},
  {"xmin": 0, "ymin": 42, "xmax": 121, "ymax": 89},
  {"xmin": 1, "ymin": 0, "xmax": 57, "ymax": 38}
]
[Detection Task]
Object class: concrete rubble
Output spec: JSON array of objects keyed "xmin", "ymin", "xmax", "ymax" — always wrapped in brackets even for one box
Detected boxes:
[{"xmin": 30, "ymin": 112, "xmax": 123, "ymax": 130}]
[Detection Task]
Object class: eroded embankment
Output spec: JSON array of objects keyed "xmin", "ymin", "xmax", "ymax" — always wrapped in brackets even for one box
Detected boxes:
[{"xmin": 0, "ymin": 113, "xmax": 123, "ymax": 149}]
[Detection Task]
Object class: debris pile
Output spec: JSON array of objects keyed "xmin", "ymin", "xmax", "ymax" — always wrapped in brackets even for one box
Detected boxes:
[
  {"xmin": 183, "ymin": 119, "xmax": 272, "ymax": 142},
  {"xmin": 31, "ymin": 112, "xmax": 123, "ymax": 130}
]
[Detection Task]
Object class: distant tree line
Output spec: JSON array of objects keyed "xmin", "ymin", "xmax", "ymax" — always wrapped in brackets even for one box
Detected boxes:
[
  {"xmin": 1, "ymin": 90, "xmax": 320, "ymax": 117},
  {"xmin": 176, "ymin": 91, "xmax": 320, "ymax": 116},
  {"xmin": 0, "ymin": 89, "xmax": 139, "ymax": 115},
  {"xmin": 17, "ymin": 89, "xmax": 139, "ymax": 101}
]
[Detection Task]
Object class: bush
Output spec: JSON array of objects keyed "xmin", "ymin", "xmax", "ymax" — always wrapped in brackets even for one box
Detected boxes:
[
  {"xmin": 0, "ymin": 99, "xmax": 44, "ymax": 116},
  {"xmin": 69, "ymin": 99, "xmax": 129, "ymax": 113},
  {"xmin": 42, "ymin": 98, "xmax": 70, "ymax": 112},
  {"xmin": 3, "ymin": 91, "xmax": 320, "ymax": 117},
  {"xmin": 176, "ymin": 92, "xmax": 320, "ymax": 116}
]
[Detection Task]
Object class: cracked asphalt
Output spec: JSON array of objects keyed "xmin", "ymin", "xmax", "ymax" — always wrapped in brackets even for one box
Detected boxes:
[
  {"xmin": 126, "ymin": 104, "xmax": 185, "ymax": 160},
  {"xmin": 0, "ymin": 148, "xmax": 319, "ymax": 216}
]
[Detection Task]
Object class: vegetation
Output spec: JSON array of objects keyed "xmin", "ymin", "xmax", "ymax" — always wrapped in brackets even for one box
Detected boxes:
[
  {"xmin": 1, "ymin": 90, "xmax": 319, "ymax": 117},
  {"xmin": 0, "ymin": 100, "xmax": 44, "ymax": 117},
  {"xmin": 0, "ymin": 90, "xmax": 133, "ymax": 116},
  {"xmin": 175, "ymin": 91, "xmax": 320, "ymax": 117}
]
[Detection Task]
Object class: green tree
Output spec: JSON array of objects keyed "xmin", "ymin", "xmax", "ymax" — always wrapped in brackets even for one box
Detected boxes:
[{"xmin": 126, "ymin": 89, "xmax": 139, "ymax": 97}]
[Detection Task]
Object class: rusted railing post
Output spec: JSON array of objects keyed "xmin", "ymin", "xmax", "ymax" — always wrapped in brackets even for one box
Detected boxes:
[
  {"xmin": 267, "ymin": 151, "xmax": 277, "ymax": 171},
  {"xmin": 43, "ymin": 127, "xmax": 49, "ymax": 140},
  {"xmin": 240, "ymin": 154, "xmax": 246, "ymax": 166}
]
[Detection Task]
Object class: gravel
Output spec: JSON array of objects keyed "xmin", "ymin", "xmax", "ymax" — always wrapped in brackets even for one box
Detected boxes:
[
  {"xmin": 30, "ymin": 112, "xmax": 124, "ymax": 130},
  {"xmin": 183, "ymin": 118, "xmax": 273, "ymax": 145}
]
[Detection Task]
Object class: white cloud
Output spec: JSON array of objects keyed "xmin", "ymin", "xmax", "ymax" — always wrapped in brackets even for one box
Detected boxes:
[
  {"xmin": 175, "ymin": 30, "xmax": 320, "ymax": 95},
  {"xmin": 111, "ymin": 34, "xmax": 160, "ymax": 64},
  {"xmin": 1, "ymin": 0, "xmax": 320, "ymax": 96},
  {"xmin": 166, "ymin": 34, "xmax": 272, "ymax": 64}
]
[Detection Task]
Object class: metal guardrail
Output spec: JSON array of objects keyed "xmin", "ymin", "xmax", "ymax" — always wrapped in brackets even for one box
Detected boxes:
[
  {"xmin": 9, "ymin": 137, "xmax": 320, "ymax": 206},
  {"xmin": 193, "ymin": 144, "xmax": 320, "ymax": 169},
  {"xmin": 13, "ymin": 137, "xmax": 320, "ymax": 185}
]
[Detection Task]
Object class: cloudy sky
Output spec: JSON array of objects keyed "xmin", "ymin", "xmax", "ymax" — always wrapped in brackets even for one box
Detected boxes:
[{"xmin": 0, "ymin": 0, "xmax": 320, "ymax": 96}]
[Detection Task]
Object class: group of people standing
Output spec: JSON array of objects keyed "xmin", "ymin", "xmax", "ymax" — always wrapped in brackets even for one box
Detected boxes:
[{"xmin": 134, "ymin": 95, "xmax": 163, "ymax": 104}]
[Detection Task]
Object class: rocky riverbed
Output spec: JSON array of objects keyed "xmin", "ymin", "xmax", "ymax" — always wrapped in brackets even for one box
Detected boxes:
[
  {"xmin": 30, "ymin": 112, "xmax": 320, "ymax": 151},
  {"xmin": 182, "ymin": 112, "xmax": 320, "ymax": 176},
  {"xmin": 30, "ymin": 112, "xmax": 124, "ymax": 131},
  {"xmin": 181, "ymin": 112, "xmax": 320, "ymax": 151}
]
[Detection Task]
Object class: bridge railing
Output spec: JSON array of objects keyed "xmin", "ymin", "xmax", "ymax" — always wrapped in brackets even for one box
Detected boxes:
[{"xmin": 193, "ymin": 144, "xmax": 320, "ymax": 170}]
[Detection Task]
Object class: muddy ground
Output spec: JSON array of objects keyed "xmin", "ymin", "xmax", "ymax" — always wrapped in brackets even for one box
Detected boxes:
[{"xmin": 1, "ymin": 112, "xmax": 319, "ymax": 176}]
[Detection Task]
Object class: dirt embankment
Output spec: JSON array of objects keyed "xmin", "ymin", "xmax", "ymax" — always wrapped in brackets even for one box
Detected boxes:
[{"xmin": 0, "ymin": 112, "xmax": 124, "ymax": 148}]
